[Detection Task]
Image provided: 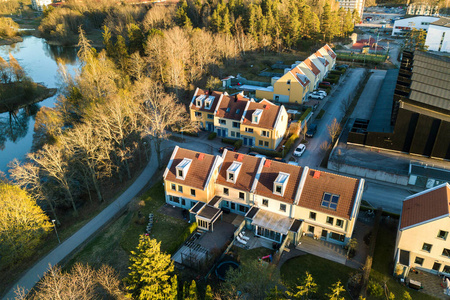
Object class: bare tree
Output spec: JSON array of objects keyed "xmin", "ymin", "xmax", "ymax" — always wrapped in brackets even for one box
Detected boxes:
[
  {"xmin": 327, "ymin": 118, "xmax": 341, "ymax": 143},
  {"xmin": 134, "ymin": 78, "xmax": 197, "ymax": 169},
  {"xmin": 340, "ymin": 96, "xmax": 352, "ymax": 115},
  {"xmin": 28, "ymin": 145, "xmax": 78, "ymax": 215},
  {"xmin": 320, "ymin": 141, "xmax": 330, "ymax": 154}
]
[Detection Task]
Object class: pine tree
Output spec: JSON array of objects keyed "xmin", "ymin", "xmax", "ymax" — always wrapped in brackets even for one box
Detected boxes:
[
  {"xmin": 326, "ymin": 280, "xmax": 345, "ymax": 300},
  {"xmin": 286, "ymin": 271, "xmax": 318, "ymax": 299},
  {"xmin": 343, "ymin": 10, "xmax": 354, "ymax": 35},
  {"xmin": 186, "ymin": 280, "xmax": 198, "ymax": 300},
  {"xmin": 102, "ymin": 25, "xmax": 114, "ymax": 58},
  {"xmin": 175, "ymin": 0, "xmax": 193, "ymax": 29},
  {"xmin": 127, "ymin": 23, "xmax": 145, "ymax": 55},
  {"xmin": 168, "ymin": 275, "xmax": 178, "ymax": 300},
  {"xmin": 125, "ymin": 235, "xmax": 174, "ymax": 300},
  {"xmin": 321, "ymin": 1, "xmax": 332, "ymax": 41},
  {"xmin": 204, "ymin": 285, "xmax": 213, "ymax": 300}
]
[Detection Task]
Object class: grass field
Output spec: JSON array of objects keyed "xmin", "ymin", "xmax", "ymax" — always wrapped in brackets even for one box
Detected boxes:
[{"xmin": 338, "ymin": 53, "xmax": 387, "ymax": 63}]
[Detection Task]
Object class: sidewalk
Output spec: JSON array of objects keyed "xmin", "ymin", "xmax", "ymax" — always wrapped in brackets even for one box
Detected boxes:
[{"xmin": 2, "ymin": 146, "xmax": 161, "ymax": 300}]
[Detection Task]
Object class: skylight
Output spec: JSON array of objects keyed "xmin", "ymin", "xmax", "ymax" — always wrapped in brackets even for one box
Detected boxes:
[{"xmin": 321, "ymin": 193, "xmax": 340, "ymax": 210}]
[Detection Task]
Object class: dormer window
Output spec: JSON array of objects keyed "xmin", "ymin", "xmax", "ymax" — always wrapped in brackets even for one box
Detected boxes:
[
  {"xmin": 252, "ymin": 109, "xmax": 263, "ymax": 124},
  {"xmin": 204, "ymin": 96, "xmax": 214, "ymax": 109},
  {"xmin": 176, "ymin": 158, "xmax": 192, "ymax": 180},
  {"xmin": 227, "ymin": 161, "xmax": 242, "ymax": 184},
  {"xmin": 273, "ymin": 172, "xmax": 289, "ymax": 196},
  {"xmin": 195, "ymin": 95, "xmax": 206, "ymax": 108}
]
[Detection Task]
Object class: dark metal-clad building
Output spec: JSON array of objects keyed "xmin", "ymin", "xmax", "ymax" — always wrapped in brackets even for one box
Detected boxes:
[{"xmin": 348, "ymin": 51, "xmax": 450, "ymax": 160}]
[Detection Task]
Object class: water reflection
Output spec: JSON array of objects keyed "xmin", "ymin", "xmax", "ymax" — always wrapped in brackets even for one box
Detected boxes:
[
  {"xmin": 0, "ymin": 36, "xmax": 79, "ymax": 172},
  {"xmin": 0, "ymin": 105, "xmax": 37, "ymax": 150}
]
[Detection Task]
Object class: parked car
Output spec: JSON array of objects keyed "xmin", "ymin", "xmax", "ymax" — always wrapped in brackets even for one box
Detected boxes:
[
  {"xmin": 293, "ymin": 144, "xmax": 306, "ymax": 157},
  {"xmin": 247, "ymin": 151, "xmax": 266, "ymax": 159},
  {"xmin": 309, "ymin": 93, "xmax": 324, "ymax": 100},
  {"xmin": 336, "ymin": 64, "xmax": 349, "ymax": 70},
  {"xmin": 219, "ymin": 146, "xmax": 235, "ymax": 153},
  {"xmin": 306, "ymin": 124, "xmax": 317, "ymax": 138},
  {"xmin": 320, "ymin": 81, "xmax": 331, "ymax": 86},
  {"xmin": 315, "ymin": 90, "xmax": 327, "ymax": 97},
  {"xmin": 288, "ymin": 161, "xmax": 299, "ymax": 166}
]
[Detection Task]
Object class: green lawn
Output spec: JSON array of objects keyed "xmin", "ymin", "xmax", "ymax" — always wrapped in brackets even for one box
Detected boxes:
[
  {"xmin": 231, "ymin": 246, "xmax": 272, "ymax": 264},
  {"xmin": 338, "ymin": 53, "xmax": 387, "ymax": 63},
  {"xmin": 280, "ymin": 254, "xmax": 355, "ymax": 299},
  {"xmin": 66, "ymin": 181, "xmax": 191, "ymax": 277},
  {"xmin": 369, "ymin": 223, "xmax": 438, "ymax": 300}
]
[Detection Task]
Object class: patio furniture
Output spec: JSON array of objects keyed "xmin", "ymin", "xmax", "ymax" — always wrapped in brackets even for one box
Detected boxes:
[
  {"xmin": 407, "ymin": 279, "xmax": 422, "ymax": 290},
  {"xmin": 236, "ymin": 236, "xmax": 247, "ymax": 245},
  {"xmin": 239, "ymin": 232, "xmax": 250, "ymax": 240}
]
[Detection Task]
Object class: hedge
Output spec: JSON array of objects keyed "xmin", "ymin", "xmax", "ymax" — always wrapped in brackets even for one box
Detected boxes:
[
  {"xmin": 234, "ymin": 139, "xmax": 243, "ymax": 150},
  {"xmin": 222, "ymin": 138, "xmax": 238, "ymax": 145},
  {"xmin": 250, "ymin": 147, "xmax": 283, "ymax": 158},
  {"xmin": 167, "ymin": 222, "xmax": 198, "ymax": 254},
  {"xmin": 183, "ymin": 131, "xmax": 199, "ymax": 137},
  {"xmin": 284, "ymin": 134, "xmax": 298, "ymax": 153},
  {"xmin": 208, "ymin": 132, "xmax": 217, "ymax": 140},
  {"xmin": 299, "ymin": 108, "xmax": 312, "ymax": 122}
]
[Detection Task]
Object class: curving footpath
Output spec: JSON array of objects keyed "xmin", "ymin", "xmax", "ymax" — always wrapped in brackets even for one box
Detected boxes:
[{"xmin": 2, "ymin": 147, "xmax": 160, "ymax": 300}]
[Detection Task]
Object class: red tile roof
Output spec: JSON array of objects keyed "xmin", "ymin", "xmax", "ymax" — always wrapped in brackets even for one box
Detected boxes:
[
  {"xmin": 314, "ymin": 52, "xmax": 330, "ymax": 67},
  {"xmin": 324, "ymin": 44, "xmax": 337, "ymax": 59},
  {"xmin": 165, "ymin": 147, "xmax": 216, "ymax": 190},
  {"xmin": 215, "ymin": 93, "xmax": 249, "ymax": 121},
  {"xmin": 298, "ymin": 169, "xmax": 360, "ymax": 219},
  {"xmin": 304, "ymin": 58, "xmax": 320, "ymax": 76},
  {"xmin": 400, "ymin": 183, "xmax": 450, "ymax": 229},
  {"xmin": 216, "ymin": 151, "xmax": 262, "ymax": 192},
  {"xmin": 255, "ymin": 161, "xmax": 303, "ymax": 204},
  {"xmin": 190, "ymin": 88, "xmax": 222, "ymax": 113},
  {"xmin": 242, "ymin": 100, "xmax": 281, "ymax": 129}
]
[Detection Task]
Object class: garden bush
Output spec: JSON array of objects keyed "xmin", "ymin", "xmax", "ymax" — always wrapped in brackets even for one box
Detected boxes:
[
  {"xmin": 368, "ymin": 280, "xmax": 383, "ymax": 297},
  {"xmin": 299, "ymin": 108, "xmax": 312, "ymax": 122},
  {"xmin": 249, "ymin": 147, "xmax": 282, "ymax": 158},
  {"xmin": 284, "ymin": 134, "xmax": 298, "ymax": 153},
  {"xmin": 234, "ymin": 139, "xmax": 243, "ymax": 150},
  {"xmin": 222, "ymin": 138, "xmax": 238, "ymax": 145},
  {"xmin": 208, "ymin": 132, "xmax": 217, "ymax": 140}
]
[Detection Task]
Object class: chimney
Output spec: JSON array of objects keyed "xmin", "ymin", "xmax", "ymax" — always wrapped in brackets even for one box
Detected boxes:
[
  {"xmin": 237, "ymin": 154, "xmax": 244, "ymax": 161},
  {"xmin": 313, "ymin": 171, "xmax": 321, "ymax": 179},
  {"xmin": 198, "ymin": 153, "xmax": 205, "ymax": 160},
  {"xmin": 234, "ymin": 95, "xmax": 238, "ymax": 102},
  {"xmin": 209, "ymin": 88, "xmax": 212, "ymax": 95}
]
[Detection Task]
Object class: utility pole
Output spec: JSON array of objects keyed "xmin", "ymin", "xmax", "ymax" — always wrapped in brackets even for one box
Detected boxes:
[{"xmin": 52, "ymin": 220, "xmax": 61, "ymax": 244}]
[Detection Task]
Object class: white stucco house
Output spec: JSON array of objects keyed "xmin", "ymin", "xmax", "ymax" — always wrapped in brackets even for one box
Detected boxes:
[
  {"xmin": 425, "ymin": 18, "xmax": 450, "ymax": 53},
  {"xmin": 31, "ymin": 0, "xmax": 53, "ymax": 11},
  {"xmin": 392, "ymin": 16, "xmax": 440, "ymax": 36}
]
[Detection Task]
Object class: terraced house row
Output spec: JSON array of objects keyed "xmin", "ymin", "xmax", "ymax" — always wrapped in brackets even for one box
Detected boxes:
[
  {"xmin": 189, "ymin": 89, "xmax": 288, "ymax": 150},
  {"xmin": 255, "ymin": 44, "xmax": 337, "ymax": 104},
  {"xmin": 163, "ymin": 146, "xmax": 365, "ymax": 247}
]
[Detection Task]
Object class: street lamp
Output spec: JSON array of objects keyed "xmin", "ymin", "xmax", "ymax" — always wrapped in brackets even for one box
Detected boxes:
[{"xmin": 52, "ymin": 220, "xmax": 61, "ymax": 244}]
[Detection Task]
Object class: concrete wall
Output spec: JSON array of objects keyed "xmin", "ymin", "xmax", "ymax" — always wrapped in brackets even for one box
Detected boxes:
[{"xmin": 328, "ymin": 160, "xmax": 409, "ymax": 185}]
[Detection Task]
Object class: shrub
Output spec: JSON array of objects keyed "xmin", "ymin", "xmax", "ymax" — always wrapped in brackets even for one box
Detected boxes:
[
  {"xmin": 222, "ymin": 138, "xmax": 238, "ymax": 145},
  {"xmin": 316, "ymin": 109, "xmax": 325, "ymax": 119},
  {"xmin": 367, "ymin": 280, "xmax": 383, "ymax": 297},
  {"xmin": 299, "ymin": 108, "xmax": 312, "ymax": 122},
  {"xmin": 284, "ymin": 134, "xmax": 298, "ymax": 153},
  {"xmin": 183, "ymin": 131, "xmax": 199, "ymax": 137},
  {"xmin": 234, "ymin": 139, "xmax": 243, "ymax": 150},
  {"xmin": 249, "ymin": 147, "xmax": 282, "ymax": 158},
  {"xmin": 167, "ymin": 222, "xmax": 198, "ymax": 254},
  {"xmin": 208, "ymin": 132, "xmax": 217, "ymax": 140}
]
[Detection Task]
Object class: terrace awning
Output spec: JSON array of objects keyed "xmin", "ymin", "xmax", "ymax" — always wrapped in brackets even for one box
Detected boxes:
[{"xmin": 251, "ymin": 209, "xmax": 294, "ymax": 235}]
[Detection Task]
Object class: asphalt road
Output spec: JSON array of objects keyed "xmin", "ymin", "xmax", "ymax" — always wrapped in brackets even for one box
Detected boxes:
[
  {"xmin": 291, "ymin": 68, "xmax": 366, "ymax": 168},
  {"xmin": 362, "ymin": 180, "xmax": 414, "ymax": 214}
]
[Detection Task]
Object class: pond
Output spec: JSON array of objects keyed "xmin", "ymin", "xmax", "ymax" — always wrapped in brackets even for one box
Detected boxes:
[{"xmin": 0, "ymin": 36, "xmax": 79, "ymax": 173}]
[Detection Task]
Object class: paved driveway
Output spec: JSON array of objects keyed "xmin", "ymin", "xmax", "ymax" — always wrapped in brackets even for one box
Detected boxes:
[{"xmin": 289, "ymin": 68, "xmax": 366, "ymax": 168}]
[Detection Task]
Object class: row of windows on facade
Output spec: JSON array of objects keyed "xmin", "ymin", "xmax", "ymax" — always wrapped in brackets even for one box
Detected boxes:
[
  {"xmin": 420, "ymin": 230, "xmax": 449, "ymax": 253},
  {"xmin": 414, "ymin": 257, "xmax": 450, "ymax": 273},
  {"xmin": 194, "ymin": 112, "xmax": 270, "ymax": 136},
  {"xmin": 171, "ymin": 183, "xmax": 196, "ymax": 197}
]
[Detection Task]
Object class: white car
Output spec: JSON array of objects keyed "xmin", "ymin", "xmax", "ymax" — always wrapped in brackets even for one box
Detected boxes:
[
  {"xmin": 293, "ymin": 144, "xmax": 306, "ymax": 157},
  {"xmin": 309, "ymin": 93, "xmax": 324, "ymax": 100},
  {"xmin": 288, "ymin": 161, "xmax": 299, "ymax": 166},
  {"xmin": 315, "ymin": 90, "xmax": 327, "ymax": 97}
]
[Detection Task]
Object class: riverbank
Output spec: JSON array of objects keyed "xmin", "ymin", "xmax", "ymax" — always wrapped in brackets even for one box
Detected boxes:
[
  {"xmin": 0, "ymin": 36, "xmax": 23, "ymax": 46},
  {"xmin": 0, "ymin": 82, "xmax": 57, "ymax": 113}
]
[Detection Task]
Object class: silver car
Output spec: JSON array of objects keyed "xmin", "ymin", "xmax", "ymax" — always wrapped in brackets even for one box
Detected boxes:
[{"xmin": 293, "ymin": 144, "xmax": 306, "ymax": 157}]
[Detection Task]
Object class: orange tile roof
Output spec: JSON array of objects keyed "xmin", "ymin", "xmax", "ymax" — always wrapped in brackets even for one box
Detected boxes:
[
  {"xmin": 190, "ymin": 88, "xmax": 222, "ymax": 113},
  {"xmin": 165, "ymin": 147, "xmax": 216, "ymax": 190},
  {"xmin": 298, "ymin": 169, "xmax": 360, "ymax": 219},
  {"xmin": 256, "ymin": 161, "xmax": 303, "ymax": 204},
  {"xmin": 291, "ymin": 66, "xmax": 310, "ymax": 87},
  {"xmin": 215, "ymin": 93, "xmax": 249, "ymax": 121},
  {"xmin": 242, "ymin": 100, "xmax": 281, "ymax": 129},
  {"xmin": 400, "ymin": 183, "xmax": 450, "ymax": 229},
  {"xmin": 324, "ymin": 44, "xmax": 337, "ymax": 59},
  {"xmin": 315, "ymin": 52, "xmax": 329, "ymax": 67},
  {"xmin": 304, "ymin": 58, "xmax": 320, "ymax": 76},
  {"xmin": 216, "ymin": 151, "xmax": 262, "ymax": 192}
]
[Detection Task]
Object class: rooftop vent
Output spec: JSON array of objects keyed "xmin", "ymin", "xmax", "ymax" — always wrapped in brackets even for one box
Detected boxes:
[
  {"xmin": 264, "ymin": 160, "xmax": 271, "ymax": 168},
  {"xmin": 313, "ymin": 171, "xmax": 321, "ymax": 179},
  {"xmin": 237, "ymin": 154, "xmax": 244, "ymax": 161},
  {"xmin": 198, "ymin": 153, "xmax": 205, "ymax": 160}
]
